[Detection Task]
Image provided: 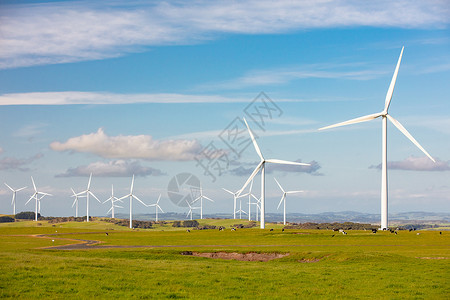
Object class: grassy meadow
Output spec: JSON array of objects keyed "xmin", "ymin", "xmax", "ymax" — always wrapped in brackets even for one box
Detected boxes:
[{"xmin": 0, "ymin": 218, "xmax": 448, "ymax": 299}]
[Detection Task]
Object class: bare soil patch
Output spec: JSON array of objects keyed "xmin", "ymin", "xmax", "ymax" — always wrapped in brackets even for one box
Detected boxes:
[
  {"xmin": 181, "ymin": 251, "xmax": 289, "ymax": 262},
  {"xmin": 416, "ymin": 257, "xmax": 448, "ymax": 260}
]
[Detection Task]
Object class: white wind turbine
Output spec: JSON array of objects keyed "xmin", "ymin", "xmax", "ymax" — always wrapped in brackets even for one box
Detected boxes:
[
  {"xmin": 223, "ymin": 188, "xmax": 248, "ymax": 219},
  {"xmin": 103, "ymin": 185, "xmax": 123, "ymax": 219},
  {"xmin": 76, "ymin": 173, "xmax": 100, "ymax": 222},
  {"xmin": 319, "ymin": 47, "xmax": 434, "ymax": 230},
  {"xmin": 274, "ymin": 178, "xmax": 303, "ymax": 225},
  {"xmin": 236, "ymin": 198, "xmax": 248, "ymax": 219},
  {"xmin": 4, "ymin": 183, "xmax": 27, "ymax": 215},
  {"xmin": 185, "ymin": 199, "xmax": 199, "ymax": 220},
  {"xmin": 193, "ymin": 185, "xmax": 213, "ymax": 219},
  {"xmin": 70, "ymin": 188, "xmax": 86, "ymax": 218},
  {"xmin": 118, "ymin": 175, "xmax": 148, "ymax": 229},
  {"xmin": 237, "ymin": 118, "xmax": 310, "ymax": 229},
  {"xmin": 148, "ymin": 194, "xmax": 164, "ymax": 222},
  {"xmin": 26, "ymin": 176, "xmax": 52, "ymax": 221}
]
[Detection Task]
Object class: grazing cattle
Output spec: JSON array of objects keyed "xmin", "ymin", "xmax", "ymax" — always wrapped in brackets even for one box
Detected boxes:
[
  {"xmin": 440, "ymin": 232, "xmax": 442, "ymax": 235},
  {"xmin": 372, "ymin": 229, "xmax": 378, "ymax": 234},
  {"xmin": 342, "ymin": 231, "xmax": 347, "ymax": 235},
  {"xmin": 333, "ymin": 228, "xmax": 339, "ymax": 232},
  {"xmin": 231, "ymin": 228, "xmax": 236, "ymax": 231},
  {"xmin": 394, "ymin": 231, "xmax": 397, "ymax": 235},
  {"xmin": 186, "ymin": 229, "xmax": 190, "ymax": 233},
  {"xmin": 282, "ymin": 228, "xmax": 285, "ymax": 232},
  {"xmin": 331, "ymin": 234, "xmax": 335, "ymax": 237},
  {"xmin": 105, "ymin": 232, "xmax": 109, "ymax": 236},
  {"xmin": 270, "ymin": 229, "xmax": 274, "ymax": 231}
]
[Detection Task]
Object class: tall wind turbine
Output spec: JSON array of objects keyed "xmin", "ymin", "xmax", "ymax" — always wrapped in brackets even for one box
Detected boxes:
[
  {"xmin": 319, "ymin": 47, "xmax": 434, "ymax": 230},
  {"xmin": 238, "ymin": 118, "xmax": 310, "ymax": 229},
  {"xmin": 4, "ymin": 183, "xmax": 27, "ymax": 215},
  {"xmin": 193, "ymin": 185, "xmax": 213, "ymax": 219},
  {"xmin": 148, "ymin": 194, "xmax": 164, "ymax": 222},
  {"xmin": 118, "ymin": 175, "xmax": 148, "ymax": 229},
  {"xmin": 71, "ymin": 188, "xmax": 86, "ymax": 218},
  {"xmin": 26, "ymin": 177, "xmax": 52, "ymax": 221},
  {"xmin": 274, "ymin": 178, "xmax": 303, "ymax": 225},
  {"xmin": 103, "ymin": 185, "xmax": 122, "ymax": 219},
  {"xmin": 76, "ymin": 173, "xmax": 100, "ymax": 222}
]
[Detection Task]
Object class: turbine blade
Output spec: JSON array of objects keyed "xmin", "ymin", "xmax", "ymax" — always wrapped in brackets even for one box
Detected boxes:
[
  {"xmin": 115, "ymin": 205, "xmax": 124, "ymax": 209},
  {"xmin": 118, "ymin": 194, "xmax": 129, "ymax": 201},
  {"xmin": 71, "ymin": 188, "xmax": 76, "ymax": 196},
  {"xmin": 132, "ymin": 195, "xmax": 147, "ymax": 207},
  {"xmin": 157, "ymin": 205, "xmax": 164, "ymax": 213},
  {"xmin": 237, "ymin": 161, "xmax": 263, "ymax": 196},
  {"xmin": 72, "ymin": 198, "xmax": 77, "ymax": 208},
  {"xmin": 286, "ymin": 190, "xmax": 304, "ymax": 194},
  {"xmin": 384, "ymin": 46, "xmax": 404, "ymax": 112},
  {"xmin": 243, "ymin": 117, "xmax": 264, "ymax": 160},
  {"xmin": 274, "ymin": 178, "xmax": 284, "ymax": 193},
  {"xmin": 31, "ymin": 176, "xmax": 37, "ymax": 191},
  {"xmin": 87, "ymin": 173, "xmax": 92, "ymax": 189},
  {"xmin": 318, "ymin": 112, "xmax": 382, "ymax": 131},
  {"xmin": 4, "ymin": 183, "xmax": 14, "ymax": 192},
  {"xmin": 203, "ymin": 195, "xmax": 214, "ymax": 202},
  {"xmin": 157, "ymin": 194, "xmax": 161, "ymax": 204},
  {"xmin": 26, "ymin": 195, "xmax": 35, "ymax": 205},
  {"xmin": 266, "ymin": 159, "xmax": 310, "ymax": 166},
  {"xmin": 107, "ymin": 206, "xmax": 113, "ymax": 214},
  {"xmin": 130, "ymin": 175, "xmax": 135, "ymax": 193},
  {"xmin": 277, "ymin": 195, "xmax": 285, "ymax": 210},
  {"xmin": 17, "ymin": 186, "xmax": 27, "ymax": 192},
  {"xmin": 387, "ymin": 115, "xmax": 435, "ymax": 162},
  {"xmin": 222, "ymin": 188, "xmax": 234, "ymax": 195},
  {"xmin": 89, "ymin": 191, "xmax": 101, "ymax": 203}
]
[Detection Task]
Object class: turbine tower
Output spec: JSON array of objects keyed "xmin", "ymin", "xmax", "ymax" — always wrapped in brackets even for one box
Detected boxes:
[
  {"xmin": 75, "ymin": 173, "xmax": 100, "ymax": 222},
  {"xmin": 103, "ymin": 185, "xmax": 123, "ymax": 219},
  {"xmin": 193, "ymin": 185, "xmax": 213, "ymax": 219},
  {"xmin": 118, "ymin": 175, "xmax": 148, "ymax": 229},
  {"xmin": 238, "ymin": 118, "xmax": 310, "ymax": 229},
  {"xmin": 26, "ymin": 177, "xmax": 52, "ymax": 221},
  {"xmin": 4, "ymin": 183, "xmax": 27, "ymax": 215},
  {"xmin": 274, "ymin": 178, "xmax": 303, "ymax": 225},
  {"xmin": 319, "ymin": 47, "xmax": 434, "ymax": 230}
]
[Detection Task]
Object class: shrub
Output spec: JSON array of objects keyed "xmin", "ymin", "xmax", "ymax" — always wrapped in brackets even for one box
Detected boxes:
[
  {"xmin": 15, "ymin": 211, "xmax": 40, "ymax": 220},
  {"xmin": 0, "ymin": 216, "xmax": 15, "ymax": 223}
]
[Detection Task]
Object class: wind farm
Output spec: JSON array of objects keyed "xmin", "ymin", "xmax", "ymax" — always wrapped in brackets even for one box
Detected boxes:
[{"xmin": 1, "ymin": 1, "xmax": 449, "ymax": 298}]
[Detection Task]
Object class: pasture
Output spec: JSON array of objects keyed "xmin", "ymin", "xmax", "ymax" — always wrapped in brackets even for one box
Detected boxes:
[{"xmin": 0, "ymin": 219, "xmax": 448, "ymax": 299}]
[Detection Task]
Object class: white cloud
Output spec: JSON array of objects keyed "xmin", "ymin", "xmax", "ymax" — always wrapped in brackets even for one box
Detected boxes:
[
  {"xmin": 50, "ymin": 128, "xmax": 202, "ymax": 161},
  {"xmin": 0, "ymin": 91, "xmax": 248, "ymax": 105},
  {"xmin": 13, "ymin": 123, "xmax": 48, "ymax": 137},
  {"xmin": 1, "ymin": 0, "xmax": 448, "ymax": 69},
  {"xmin": 369, "ymin": 156, "xmax": 450, "ymax": 171},
  {"xmin": 56, "ymin": 160, "xmax": 165, "ymax": 177}
]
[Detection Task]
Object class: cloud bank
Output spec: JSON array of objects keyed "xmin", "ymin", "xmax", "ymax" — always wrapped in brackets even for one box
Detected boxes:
[
  {"xmin": 50, "ymin": 128, "xmax": 202, "ymax": 161},
  {"xmin": 369, "ymin": 156, "xmax": 450, "ymax": 171},
  {"xmin": 1, "ymin": 0, "xmax": 448, "ymax": 68},
  {"xmin": 229, "ymin": 159, "xmax": 322, "ymax": 176},
  {"xmin": 56, "ymin": 160, "xmax": 165, "ymax": 177},
  {"xmin": 0, "ymin": 153, "xmax": 43, "ymax": 171}
]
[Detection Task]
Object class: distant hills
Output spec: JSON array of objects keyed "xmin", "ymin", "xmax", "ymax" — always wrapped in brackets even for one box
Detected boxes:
[{"xmin": 114, "ymin": 211, "xmax": 450, "ymax": 224}]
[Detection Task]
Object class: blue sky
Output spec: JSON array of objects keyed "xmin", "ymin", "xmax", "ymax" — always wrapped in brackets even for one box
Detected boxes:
[{"xmin": 0, "ymin": 0, "xmax": 449, "ymax": 219}]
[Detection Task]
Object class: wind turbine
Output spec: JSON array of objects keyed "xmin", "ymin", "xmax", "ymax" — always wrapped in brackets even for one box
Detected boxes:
[
  {"xmin": 4, "ymin": 183, "xmax": 27, "ymax": 215},
  {"xmin": 118, "ymin": 175, "xmax": 148, "ymax": 229},
  {"xmin": 274, "ymin": 178, "xmax": 303, "ymax": 225},
  {"xmin": 70, "ymin": 188, "xmax": 85, "ymax": 218},
  {"xmin": 185, "ymin": 199, "xmax": 199, "ymax": 220},
  {"xmin": 319, "ymin": 47, "xmax": 434, "ymax": 230},
  {"xmin": 223, "ymin": 188, "xmax": 248, "ymax": 219},
  {"xmin": 193, "ymin": 185, "xmax": 213, "ymax": 219},
  {"xmin": 237, "ymin": 118, "xmax": 310, "ymax": 229},
  {"xmin": 103, "ymin": 185, "xmax": 123, "ymax": 219},
  {"xmin": 236, "ymin": 198, "xmax": 248, "ymax": 219},
  {"xmin": 76, "ymin": 173, "xmax": 100, "ymax": 222},
  {"xmin": 148, "ymin": 194, "xmax": 164, "ymax": 222},
  {"xmin": 26, "ymin": 176, "xmax": 52, "ymax": 221}
]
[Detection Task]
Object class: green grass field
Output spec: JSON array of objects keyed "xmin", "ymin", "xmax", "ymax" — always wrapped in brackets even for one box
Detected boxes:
[{"xmin": 0, "ymin": 219, "xmax": 448, "ymax": 299}]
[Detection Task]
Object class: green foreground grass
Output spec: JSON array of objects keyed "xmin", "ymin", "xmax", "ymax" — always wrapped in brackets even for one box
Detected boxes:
[{"xmin": 0, "ymin": 219, "xmax": 449, "ymax": 299}]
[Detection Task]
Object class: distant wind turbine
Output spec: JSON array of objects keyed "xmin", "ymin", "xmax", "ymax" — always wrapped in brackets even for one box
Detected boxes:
[
  {"xmin": 274, "ymin": 178, "xmax": 303, "ymax": 225},
  {"xmin": 223, "ymin": 188, "xmax": 248, "ymax": 219},
  {"xmin": 193, "ymin": 185, "xmax": 213, "ymax": 219},
  {"xmin": 237, "ymin": 118, "xmax": 310, "ymax": 229},
  {"xmin": 26, "ymin": 176, "xmax": 52, "ymax": 221},
  {"xmin": 319, "ymin": 47, "xmax": 434, "ymax": 230},
  {"xmin": 236, "ymin": 198, "xmax": 248, "ymax": 219},
  {"xmin": 75, "ymin": 173, "xmax": 100, "ymax": 222},
  {"xmin": 4, "ymin": 183, "xmax": 27, "ymax": 215},
  {"xmin": 185, "ymin": 199, "xmax": 199, "ymax": 220},
  {"xmin": 148, "ymin": 194, "xmax": 164, "ymax": 222},
  {"xmin": 103, "ymin": 185, "xmax": 123, "ymax": 219},
  {"xmin": 118, "ymin": 175, "xmax": 148, "ymax": 229},
  {"xmin": 71, "ymin": 188, "xmax": 86, "ymax": 218}
]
